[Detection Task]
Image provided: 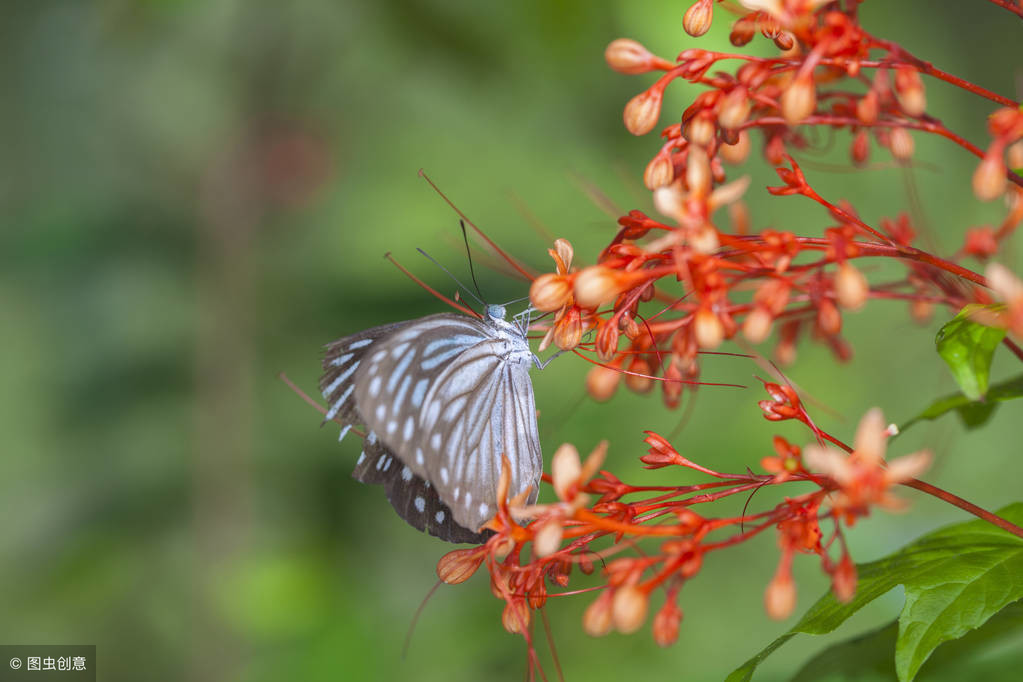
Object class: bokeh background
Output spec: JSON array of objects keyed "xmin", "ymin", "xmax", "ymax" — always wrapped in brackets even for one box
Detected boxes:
[{"xmin": 2, "ymin": 2, "xmax": 1020, "ymax": 681}]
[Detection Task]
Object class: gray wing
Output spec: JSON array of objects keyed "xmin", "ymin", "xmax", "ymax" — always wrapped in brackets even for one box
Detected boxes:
[{"xmin": 416, "ymin": 343, "xmax": 542, "ymax": 532}]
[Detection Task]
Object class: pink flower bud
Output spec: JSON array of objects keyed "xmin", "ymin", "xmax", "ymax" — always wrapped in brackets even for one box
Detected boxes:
[
  {"xmin": 781, "ymin": 72, "xmax": 816, "ymax": 124},
  {"xmin": 683, "ymin": 0, "xmax": 714, "ymax": 37},
  {"xmin": 612, "ymin": 585, "xmax": 649, "ymax": 634},
  {"xmin": 624, "ymin": 88, "xmax": 663, "ymax": 136}
]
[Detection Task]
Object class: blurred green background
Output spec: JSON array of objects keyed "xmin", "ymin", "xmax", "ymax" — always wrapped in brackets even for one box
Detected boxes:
[{"xmin": 1, "ymin": 1, "xmax": 1020, "ymax": 681}]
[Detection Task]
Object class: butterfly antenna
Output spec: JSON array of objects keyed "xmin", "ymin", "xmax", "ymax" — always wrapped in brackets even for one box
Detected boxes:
[
  {"xmin": 459, "ymin": 220, "xmax": 487, "ymax": 305},
  {"xmin": 385, "ymin": 252, "xmax": 481, "ymax": 318},
  {"xmin": 402, "ymin": 579, "xmax": 444, "ymax": 660},
  {"xmin": 416, "ymin": 248, "xmax": 486, "ymax": 307}
]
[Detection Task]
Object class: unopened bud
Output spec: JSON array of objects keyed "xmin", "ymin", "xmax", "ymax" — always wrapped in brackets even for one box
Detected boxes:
[
  {"xmin": 644, "ymin": 154, "xmax": 675, "ymax": 190},
  {"xmin": 652, "ymin": 598, "xmax": 682, "ymax": 647},
  {"xmin": 582, "ymin": 593, "xmax": 614, "ymax": 637},
  {"xmin": 686, "ymin": 145, "xmax": 712, "ymax": 196},
  {"xmin": 683, "ymin": 0, "xmax": 714, "ymax": 37},
  {"xmin": 835, "ymin": 263, "xmax": 868, "ymax": 310},
  {"xmin": 817, "ymin": 299, "xmax": 842, "ymax": 335},
  {"xmin": 855, "ymin": 90, "xmax": 879, "ymax": 125},
  {"xmin": 685, "ymin": 116, "xmax": 716, "ymax": 148},
  {"xmin": 624, "ymin": 88, "xmax": 663, "ymax": 136},
  {"xmin": 533, "ymin": 517, "xmax": 564, "ymax": 558},
  {"xmin": 718, "ymin": 87, "xmax": 751, "ymax": 130},
  {"xmin": 502, "ymin": 599, "xmax": 531, "ymax": 634},
  {"xmin": 972, "ymin": 150, "xmax": 1007, "ymax": 202},
  {"xmin": 730, "ymin": 15, "xmax": 756, "ymax": 46},
  {"xmin": 894, "ymin": 66, "xmax": 926, "ymax": 117},
  {"xmin": 832, "ymin": 553, "xmax": 857, "ymax": 603},
  {"xmin": 1008, "ymin": 140, "xmax": 1023, "ymax": 171},
  {"xmin": 743, "ymin": 306, "xmax": 773, "ymax": 344},
  {"xmin": 530, "ymin": 273, "xmax": 573, "ymax": 312},
  {"xmin": 551, "ymin": 443, "xmax": 581, "ymax": 501},
  {"xmin": 554, "ymin": 307, "xmax": 582, "ymax": 350},
  {"xmin": 781, "ymin": 72, "xmax": 816, "ymax": 124},
  {"xmin": 719, "ymin": 130, "xmax": 751, "ymax": 165},
  {"xmin": 436, "ymin": 547, "xmax": 486, "ymax": 584},
  {"xmin": 612, "ymin": 585, "xmax": 649, "ymax": 634},
  {"xmin": 625, "ymin": 355, "xmax": 654, "ymax": 394},
  {"xmin": 765, "ymin": 571, "xmax": 796, "ymax": 620},
  {"xmin": 910, "ymin": 299, "xmax": 933, "ymax": 324},
  {"xmin": 586, "ymin": 363, "xmax": 621, "ymax": 402},
  {"xmin": 850, "ymin": 129, "xmax": 870, "ymax": 166},
  {"xmin": 889, "ymin": 128, "xmax": 914, "ymax": 161},
  {"xmin": 574, "ymin": 266, "xmax": 628, "ymax": 308},
  {"xmin": 605, "ymin": 38, "xmax": 657, "ymax": 75},
  {"xmin": 773, "ymin": 31, "xmax": 795, "ymax": 51},
  {"xmin": 694, "ymin": 306, "xmax": 724, "ymax": 349}
]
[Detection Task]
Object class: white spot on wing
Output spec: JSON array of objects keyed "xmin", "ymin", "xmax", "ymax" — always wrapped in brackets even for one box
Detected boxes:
[
  {"xmin": 390, "ymin": 342, "xmax": 410, "ymax": 358},
  {"xmin": 337, "ymin": 424, "xmax": 352, "ymax": 443},
  {"xmin": 369, "ymin": 376, "xmax": 382, "ymax": 396},
  {"xmin": 478, "ymin": 502, "xmax": 489, "ymax": 518},
  {"xmin": 357, "ymin": 451, "xmax": 366, "ymax": 465},
  {"xmin": 415, "ymin": 448, "xmax": 424, "ymax": 465},
  {"xmin": 323, "ymin": 385, "xmax": 354, "ymax": 421},
  {"xmin": 431, "ymin": 432, "xmax": 442, "ymax": 451},
  {"xmin": 387, "ymin": 352, "xmax": 415, "ymax": 392},
  {"xmin": 465, "ymin": 492, "xmax": 473, "ymax": 507},
  {"xmin": 435, "ymin": 510, "xmax": 445, "ymax": 523},
  {"xmin": 453, "ymin": 487, "xmax": 460, "ymax": 500},
  {"xmin": 323, "ymin": 362, "xmax": 359, "ymax": 397},
  {"xmin": 387, "ymin": 420, "xmax": 397, "ymax": 434},
  {"xmin": 349, "ymin": 339, "xmax": 373, "ymax": 349},
  {"xmin": 331, "ymin": 353, "xmax": 354, "ymax": 367},
  {"xmin": 414, "ymin": 496, "xmax": 426, "ymax": 513},
  {"xmin": 401, "ymin": 465, "xmax": 412, "ymax": 481},
  {"xmin": 403, "ymin": 417, "xmax": 414, "ymax": 441},
  {"xmin": 411, "ymin": 379, "xmax": 429, "ymax": 408},
  {"xmin": 440, "ymin": 467, "xmax": 449, "ymax": 485},
  {"xmin": 375, "ymin": 404, "xmax": 386, "ymax": 421}
]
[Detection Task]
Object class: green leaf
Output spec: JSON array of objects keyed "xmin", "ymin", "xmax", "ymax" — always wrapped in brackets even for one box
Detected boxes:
[
  {"xmin": 727, "ymin": 504, "xmax": 1023, "ymax": 682},
  {"xmin": 898, "ymin": 374, "xmax": 1023, "ymax": 434},
  {"xmin": 934, "ymin": 304, "xmax": 1006, "ymax": 401},
  {"xmin": 790, "ymin": 601, "xmax": 1023, "ymax": 682}
]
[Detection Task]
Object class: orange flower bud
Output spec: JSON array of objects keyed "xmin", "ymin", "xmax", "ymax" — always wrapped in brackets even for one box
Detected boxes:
[
  {"xmin": 889, "ymin": 128, "xmax": 915, "ymax": 161},
  {"xmin": 605, "ymin": 38, "xmax": 657, "ymax": 75},
  {"xmin": 586, "ymin": 363, "xmax": 621, "ymax": 401},
  {"xmin": 533, "ymin": 517, "xmax": 564, "ymax": 558},
  {"xmin": 653, "ymin": 179, "xmax": 686, "ymax": 223},
  {"xmin": 436, "ymin": 547, "xmax": 486, "ymax": 584},
  {"xmin": 910, "ymin": 299, "xmax": 933, "ymax": 324},
  {"xmin": 530, "ymin": 273, "xmax": 573, "ymax": 312},
  {"xmin": 683, "ymin": 0, "xmax": 714, "ymax": 37},
  {"xmin": 832, "ymin": 553, "xmax": 857, "ymax": 603},
  {"xmin": 719, "ymin": 130, "xmax": 751, "ymax": 165},
  {"xmin": 1008, "ymin": 140, "xmax": 1023, "ymax": 171},
  {"xmin": 624, "ymin": 88, "xmax": 663, "ymax": 136},
  {"xmin": 817, "ymin": 298, "xmax": 842, "ymax": 335},
  {"xmin": 972, "ymin": 150, "xmax": 1007, "ymax": 202},
  {"xmin": 781, "ymin": 72, "xmax": 816, "ymax": 125},
  {"xmin": 612, "ymin": 585, "xmax": 649, "ymax": 634},
  {"xmin": 574, "ymin": 266, "xmax": 630, "ymax": 309},
  {"xmin": 685, "ymin": 115, "xmax": 716, "ymax": 148},
  {"xmin": 694, "ymin": 306, "xmax": 724, "ymax": 349},
  {"xmin": 554, "ymin": 307, "xmax": 582, "ymax": 350},
  {"xmin": 718, "ymin": 87, "xmax": 751, "ymax": 130},
  {"xmin": 764, "ymin": 571, "xmax": 796, "ymax": 620},
  {"xmin": 551, "ymin": 442, "xmax": 581, "ymax": 501},
  {"xmin": 850, "ymin": 129, "xmax": 870, "ymax": 166},
  {"xmin": 595, "ymin": 320, "xmax": 620, "ymax": 361},
  {"xmin": 582, "ymin": 593, "xmax": 614, "ymax": 637},
  {"xmin": 625, "ymin": 355, "xmax": 654, "ymax": 393},
  {"xmin": 652, "ymin": 597, "xmax": 682, "ymax": 648},
  {"xmin": 662, "ymin": 359, "xmax": 684, "ymax": 409},
  {"xmin": 502, "ymin": 599, "xmax": 531, "ymax": 634},
  {"xmin": 855, "ymin": 90, "xmax": 879, "ymax": 125},
  {"xmin": 743, "ymin": 306, "xmax": 773, "ymax": 344},
  {"xmin": 835, "ymin": 263, "xmax": 868, "ymax": 310},
  {"xmin": 730, "ymin": 15, "xmax": 756, "ymax": 47},
  {"xmin": 774, "ymin": 31, "xmax": 795, "ymax": 51},
  {"xmin": 894, "ymin": 66, "xmax": 926, "ymax": 117},
  {"xmin": 686, "ymin": 145, "xmax": 711, "ymax": 196},
  {"xmin": 644, "ymin": 154, "xmax": 675, "ymax": 190}
]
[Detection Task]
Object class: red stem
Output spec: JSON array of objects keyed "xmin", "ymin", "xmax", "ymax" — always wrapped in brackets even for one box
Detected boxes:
[
  {"xmin": 904, "ymin": 478, "xmax": 1023, "ymax": 539},
  {"xmin": 986, "ymin": 0, "xmax": 1023, "ymax": 19}
]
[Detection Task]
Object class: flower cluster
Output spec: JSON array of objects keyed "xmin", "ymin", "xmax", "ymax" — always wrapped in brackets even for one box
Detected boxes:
[{"xmin": 436, "ymin": 1, "xmax": 1023, "ymax": 676}]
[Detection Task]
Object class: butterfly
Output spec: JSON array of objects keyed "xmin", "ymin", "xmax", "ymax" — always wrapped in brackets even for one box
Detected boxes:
[{"xmin": 320, "ymin": 304, "xmax": 543, "ymax": 543}]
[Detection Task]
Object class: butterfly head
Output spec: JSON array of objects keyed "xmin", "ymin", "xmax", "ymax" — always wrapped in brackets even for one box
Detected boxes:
[{"xmin": 485, "ymin": 303, "xmax": 507, "ymax": 321}]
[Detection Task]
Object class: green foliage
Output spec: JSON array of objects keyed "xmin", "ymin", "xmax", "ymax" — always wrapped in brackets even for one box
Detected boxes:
[
  {"xmin": 728, "ymin": 504, "xmax": 1023, "ymax": 682},
  {"xmin": 935, "ymin": 305, "xmax": 1006, "ymax": 401},
  {"xmin": 899, "ymin": 373, "xmax": 1023, "ymax": 433}
]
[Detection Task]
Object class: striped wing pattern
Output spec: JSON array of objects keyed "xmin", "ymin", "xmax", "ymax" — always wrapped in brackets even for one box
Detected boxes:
[{"xmin": 321, "ymin": 313, "xmax": 541, "ymax": 543}]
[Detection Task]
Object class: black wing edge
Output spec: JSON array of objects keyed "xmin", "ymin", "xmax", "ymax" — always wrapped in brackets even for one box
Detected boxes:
[{"xmin": 353, "ymin": 437, "xmax": 493, "ymax": 545}]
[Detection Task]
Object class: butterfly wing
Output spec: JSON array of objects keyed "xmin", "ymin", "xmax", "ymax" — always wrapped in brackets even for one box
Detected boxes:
[
  {"xmin": 324, "ymin": 313, "xmax": 529, "ymax": 542},
  {"xmin": 414, "ymin": 337, "xmax": 542, "ymax": 532}
]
